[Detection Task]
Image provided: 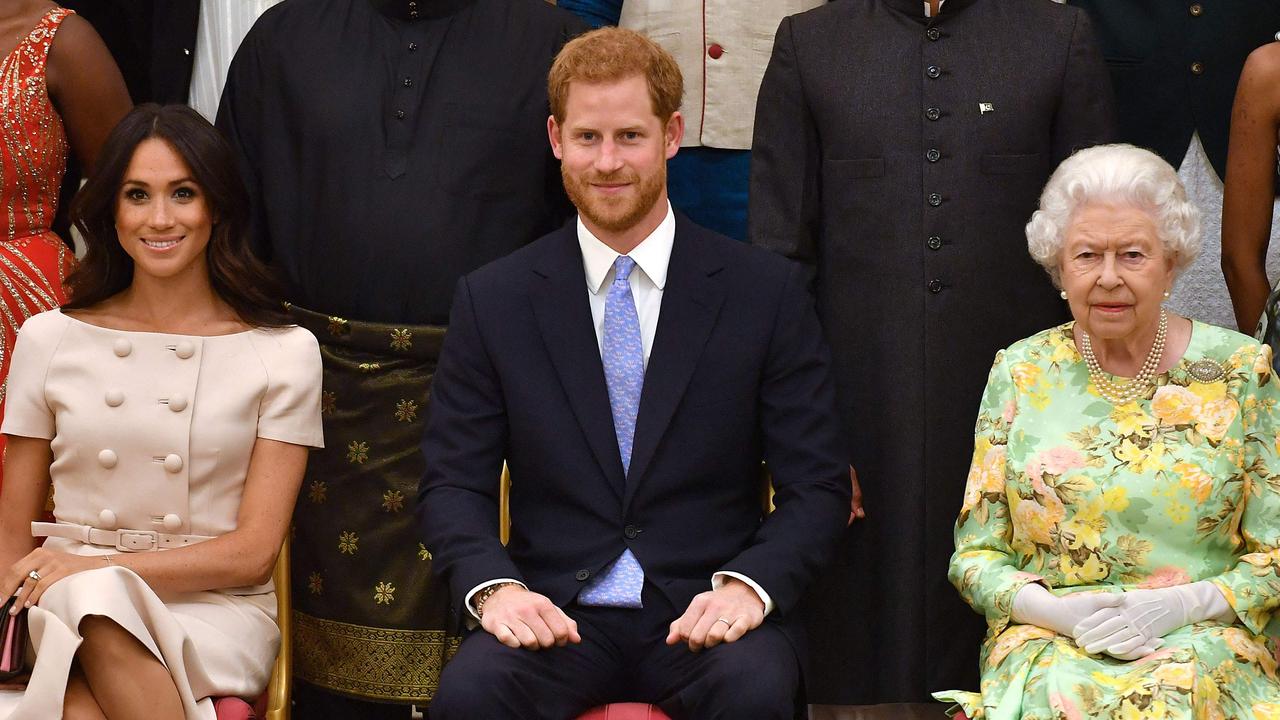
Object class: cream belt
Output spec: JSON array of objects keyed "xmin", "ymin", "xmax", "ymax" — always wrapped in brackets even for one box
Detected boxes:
[{"xmin": 32, "ymin": 521, "xmax": 214, "ymax": 552}]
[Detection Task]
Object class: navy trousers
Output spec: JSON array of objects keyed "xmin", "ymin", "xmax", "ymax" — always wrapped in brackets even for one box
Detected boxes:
[{"xmin": 430, "ymin": 583, "xmax": 799, "ymax": 719}]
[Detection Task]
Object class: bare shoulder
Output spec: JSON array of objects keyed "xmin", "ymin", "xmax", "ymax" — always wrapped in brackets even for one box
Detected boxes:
[
  {"xmin": 1240, "ymin": 43, "xmax": 1280, "ymax": 116},
  {"xmin": 1243, "ymin": 42, "xmax": 1280, "ymax": 87},
  {"xmin": 46, "ymin": 11, "xmax": 108, "ymax": 58}
]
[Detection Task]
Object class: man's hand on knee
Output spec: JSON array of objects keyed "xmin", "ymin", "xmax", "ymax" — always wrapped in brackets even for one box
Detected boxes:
[
  {"xmin": 479, "ymin": 586, "xmax": 581, "ymax": 650},
  {"xmin": 665, "ymin": 577, "xmax": 766, "ymax": 652}
]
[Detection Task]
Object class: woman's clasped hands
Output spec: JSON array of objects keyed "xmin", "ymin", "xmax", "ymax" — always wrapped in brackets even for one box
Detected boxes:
[
  {"xmin": 1, "ymin": 547, "xmax": 107, "ymax": 615},
  {"xmin": 1012, "ymin": 581, "xmax": 1236, "ymax": 661}
]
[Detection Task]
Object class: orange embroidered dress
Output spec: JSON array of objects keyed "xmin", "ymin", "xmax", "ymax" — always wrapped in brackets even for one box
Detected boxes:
[{"xmin": 0, "ymin": 8, "xmax": 76, "ymax": 487}]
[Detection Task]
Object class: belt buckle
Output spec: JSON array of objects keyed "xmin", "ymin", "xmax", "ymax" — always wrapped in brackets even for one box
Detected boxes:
[{"xmin": 116, "ymin": 530, "xmax": 158, "ymax": 552}]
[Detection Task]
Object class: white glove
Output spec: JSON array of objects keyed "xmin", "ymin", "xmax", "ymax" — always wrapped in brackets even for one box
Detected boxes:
[
  {"xmin": 1011, "ymin": 583, "xmax": 1125, "ymax": 639},
  {"xmin": 1074, "ymin": 581, "xmax": 1236, "ymax": 660}
]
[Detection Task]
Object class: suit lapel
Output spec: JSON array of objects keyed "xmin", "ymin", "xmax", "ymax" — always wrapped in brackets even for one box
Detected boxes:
[
  {"xmin": 625, "ymin": 221, "xmax": 726, "ymax": 509},
  {"xmin": 530, "ymin": 227, "xmax": 627, "ymax": 500}
]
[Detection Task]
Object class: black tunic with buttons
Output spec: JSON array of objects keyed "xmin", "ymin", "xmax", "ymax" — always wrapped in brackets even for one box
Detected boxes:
[
  {"xmin": 749, "ymin": 0, "xmax": 1116, "ymax": 704},
  {"xmin": 216, "ymin": 0, "xmax": 586, "ymax": 325}
]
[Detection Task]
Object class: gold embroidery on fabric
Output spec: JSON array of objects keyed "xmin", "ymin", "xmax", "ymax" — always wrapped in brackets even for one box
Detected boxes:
[
  {"xmin": 381, "ymin": 489, "xmax": 405, "ymax": 512},
  {"xmin": 417, "ymin": 543, "xmax": 431, "ymax": 561},
  {"xmin": 374, "ymin": 581, "xmax": 396, "ymax": 605},
  {"xmin": 338, "ymin": 531, "xmax": 359, "ymax": 554},
  {"xmin": 394, "ymin": 399, "xmax": 418, "ymax": 422},
  {"xmin": 293, "ymin": 611, "xmax": 461, "ymax": 702},
  {"xmin": 346, "ymin": 441, "xmax": 369, "ymax": 464},
  {"xmin": 308, "ymin": 572, "xmax": 323, "ymax": 595},
  {"xmin": 308, "ymin": 480, "xmax": 328, "ymax": 503},
  {"xmin": 327, "ymin": 316, "xmax": 350, "ymax": 336},
  {"xmin": 358, "ymin": 362, "xmax": 382, "ymax": 373},
  {"xmin": 389, "ymin": 328, "xmax": 413, "ymax": 351},
  {"xmin": 321, "ymin": 390, "xmax": 337, "ymax": 415}
]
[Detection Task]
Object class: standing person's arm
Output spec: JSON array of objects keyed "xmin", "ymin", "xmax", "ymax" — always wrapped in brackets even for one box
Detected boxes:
[
  {"xmin": 748, "ymin": 16, "xmax": 821, "ymax": 278},
  {"xmin": 215, "ymin": 25, "xmax": 272, "ymax": 261},
  {"xmin": 1049, "ymin": 9, "xmax": 1117, "ymax": 165},
  {"xmin": 1223, "ymin": 45, "xmax": 1280, "ymax": 333},
  {"xmin": 45, "ymin": 13, "xmax": 132, "ymax": 173}
]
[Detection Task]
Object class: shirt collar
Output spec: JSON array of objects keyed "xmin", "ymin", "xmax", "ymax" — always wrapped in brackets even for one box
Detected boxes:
[{"xmin": 578, "ymin": 203, "xmax": 675, "ymax": 295}]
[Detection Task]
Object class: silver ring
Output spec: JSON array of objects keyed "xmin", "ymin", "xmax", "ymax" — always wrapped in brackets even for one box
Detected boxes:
[
  {"xmin": 27, "ymin": 570, "xmax": 40, "ymax": 582},
  {"xmin": 716, "ymin": 617, "xmax": 732, "ymax": 627}
]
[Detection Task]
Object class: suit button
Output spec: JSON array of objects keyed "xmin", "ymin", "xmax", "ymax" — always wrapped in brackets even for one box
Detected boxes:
[
  {"xmin": 175, "ymin": 341, "xmax": 195, "ymax": 359},
  {"xmin": 926, "ymin": 148, "xmax": 941, "ymax": 162},
  {"xmin": 927, "ymin": 192, "xmax": 943, "ymax": 207},
  {"xmin": 113, "ymin": 338, "xmax": 132, "ymax": 357},
  {"xmin": 167, "ymin": 394, "xmax": 188, "ymax": 412},
  {"xmin": 162, "ymin": 513, "xmax": 183, "ymax": 531},
  {"xmin": 926, "ymin": 64, "xmax": 941, "ymax": 79},
  {"xmin": 98, "ymin": 509, "xmax": 118, "ymax": 529},
  {"xmin": 164, "ymin": 453, "xmax": 184, "ymax": 473},
  {"xmin": 1190, "ymin": 61, "xmax": 1204, "ymax": 75},
  {"xmin": 928, "ymin": 279, "xmax": 944, "ymax": 294},
  {"xmin": 98, "ymin": 449, "xmax": 118, "ymax": 468},
  {"xmin": 575, "ymin": 569, "xmax": 591, "ymax": 581},
  {"xmin": 105, "ymin": 389, "xmax": 124, "ymax": 407},
  {"xmin": 925, "ymin": 107, "xmax": 941, "ymax": 121},
  {"xmin": 927, "ymin": 236, "xmax": 943, "ymax": 251},
  {"xmin": 926, "ymin": 27, "xmax": 941, "ymax": 41},
  {"xmin": 1188, "ymin": 3, "xmax": 1203, "ymax": 16},
  {"xmin": 624, "ymin": 525, "xmax": 639, "ymax": 539},
  {"xmin": 707, "ymin": 43, "xmax": 724, "ymax": 60}
]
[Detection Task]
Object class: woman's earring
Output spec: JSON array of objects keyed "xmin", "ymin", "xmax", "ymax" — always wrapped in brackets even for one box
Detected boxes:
[
  {"xmin": 1059, "ymin": 290, "xmax": 1068, "ymax": 300},
  {"xmin": 1163, "ymin": 290, "xmax": 1171, "ymax": 300}
]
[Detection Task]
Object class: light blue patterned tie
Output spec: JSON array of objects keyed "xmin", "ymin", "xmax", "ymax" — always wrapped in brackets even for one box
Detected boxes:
[{"xmin": 579, "ymin": 256, "xmax": 646, "ymax": 608}]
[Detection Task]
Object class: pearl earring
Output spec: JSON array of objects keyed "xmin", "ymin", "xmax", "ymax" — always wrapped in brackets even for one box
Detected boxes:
[
  {"xmin": 1163, "ymin": 290, "xmax": 1170, "ymax": 300},
  {"xmin": 1059, "ymin": 290, "xmax": 1068, "ymax": 300}
]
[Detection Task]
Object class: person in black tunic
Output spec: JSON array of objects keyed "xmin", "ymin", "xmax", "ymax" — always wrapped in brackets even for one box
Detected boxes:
[
  {"xmin": 749, "ymin": 0, "xmax": 1116, "ymax": 715},
  {"xmin": 216, "ymin": 1, "xmax": 586, "ymax": 716}
]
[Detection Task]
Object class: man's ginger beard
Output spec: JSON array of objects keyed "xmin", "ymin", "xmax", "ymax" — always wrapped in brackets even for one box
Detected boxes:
[{"xmin": 561, "ymin": 160, "xmax": 666, "ymax": 235}]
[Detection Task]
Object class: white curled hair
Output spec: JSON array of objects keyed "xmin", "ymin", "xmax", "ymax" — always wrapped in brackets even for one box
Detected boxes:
[{"xmin": 1025, "ymin": 143, "xmax": 1200, "ymax": 287}]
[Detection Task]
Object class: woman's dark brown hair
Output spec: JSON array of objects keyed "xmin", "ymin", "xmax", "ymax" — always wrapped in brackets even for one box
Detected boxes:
[{"xmin": 65, "ymin": 103, "xmax": 288, "ymax": 327}]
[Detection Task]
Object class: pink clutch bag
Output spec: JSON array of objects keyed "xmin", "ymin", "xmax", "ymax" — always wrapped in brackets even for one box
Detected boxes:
[{"xmin": 0, "ymin": 596, "xmax": 28, "ymax": 680}]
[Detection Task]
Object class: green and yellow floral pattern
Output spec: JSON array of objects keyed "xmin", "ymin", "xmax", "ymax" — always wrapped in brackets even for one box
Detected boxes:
[{"xmin": 936, "ymin": 322, "xmax": 1280, "ymax": 719}]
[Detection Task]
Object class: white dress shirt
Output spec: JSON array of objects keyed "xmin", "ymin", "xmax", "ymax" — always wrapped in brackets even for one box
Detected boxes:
[{"xmin": 466, "ymin": 204, "xmax": 773, "ymax": 620}]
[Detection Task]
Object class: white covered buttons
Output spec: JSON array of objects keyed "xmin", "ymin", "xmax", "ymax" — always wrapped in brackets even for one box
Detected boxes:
[
  {"xmin": 98, "ymin": 449, "xmax": 118, "ymax": 468},
  {"xmin": 113, "ymin": 338, "xmax": 132, "ymax": 357},
  {"xmin": 162, "ymin": 513, "xmax": 183, "ymax": 531},
  {"xmin": 167, "ymin": 394, "xmax": 188, "ymax": 412},
  {"xmin": 97, "ymin": 509, "xmax": 117, "ymax": 529},
  {"xmin": 163, "ymin": 454, "xmax": 184, "ymax": 473},
  {"xmin": 104, "ymin": 389, "xmax": 124, "ymax": 407},
  {"xmin": 175, "ymin": 342, "xmax": 195, "ymax": 359}
]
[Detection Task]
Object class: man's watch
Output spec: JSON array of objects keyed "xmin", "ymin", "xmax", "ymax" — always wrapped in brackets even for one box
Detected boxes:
[{"xmin": 473, "ymin": 582, "xmax": 520, "ymax": 619}]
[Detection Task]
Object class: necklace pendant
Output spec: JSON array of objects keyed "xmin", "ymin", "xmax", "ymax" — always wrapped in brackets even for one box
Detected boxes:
[{"xmin": 1187, "ymin": 359, "xmax": 1225, "ymax": 383}]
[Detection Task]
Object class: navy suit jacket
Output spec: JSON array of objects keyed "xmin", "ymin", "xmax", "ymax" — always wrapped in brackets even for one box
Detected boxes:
[{"xmin": 417, "ymin": 214, "xmax": 850, "ymax": 631}]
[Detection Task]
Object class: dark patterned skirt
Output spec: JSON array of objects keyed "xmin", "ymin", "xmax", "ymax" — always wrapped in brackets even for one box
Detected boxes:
[{"xmin": 286, "ymin": 304, "xmax": 459, "ymax": 703}]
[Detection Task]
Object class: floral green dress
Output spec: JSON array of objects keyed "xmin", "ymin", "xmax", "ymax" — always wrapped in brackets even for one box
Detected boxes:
[{"xmin": 934, "ymin": 321, "xmax": 1280, "ymax": 720}]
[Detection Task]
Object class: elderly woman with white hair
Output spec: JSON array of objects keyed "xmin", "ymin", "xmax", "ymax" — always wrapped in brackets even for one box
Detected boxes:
[{"xmin": 935, "ymin": 144, "xmax": 1280, "ymax": 719}]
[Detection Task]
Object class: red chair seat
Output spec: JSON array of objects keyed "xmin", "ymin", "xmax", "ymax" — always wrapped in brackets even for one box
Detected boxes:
[
  {"xmin": 577, "ymin": 703, "xmax": 672, "ymax": 720},
  {"xmin": 212, "ymin": 697, "xmax": 255, "ymax": 720}
]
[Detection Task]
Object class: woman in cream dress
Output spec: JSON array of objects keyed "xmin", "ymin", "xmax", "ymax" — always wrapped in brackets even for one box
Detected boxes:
[{"xmin": 0, "ymin": 104, "xmax": 321, "ymax": 719}]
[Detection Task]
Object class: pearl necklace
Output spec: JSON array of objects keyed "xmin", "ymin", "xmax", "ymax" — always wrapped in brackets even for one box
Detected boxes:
[{"xmin": 1079, "ymin": 309, "xmax": 1168, "ymax": 405}]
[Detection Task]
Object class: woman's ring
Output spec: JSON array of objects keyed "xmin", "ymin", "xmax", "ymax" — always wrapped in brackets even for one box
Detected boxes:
[
  {"xmin": 27, "ymin": 570, "xmax": 40, "ymax": 582},
  {"xmin": 716, "ymin": 617, "xmax": 732, "ymax": 627}
]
